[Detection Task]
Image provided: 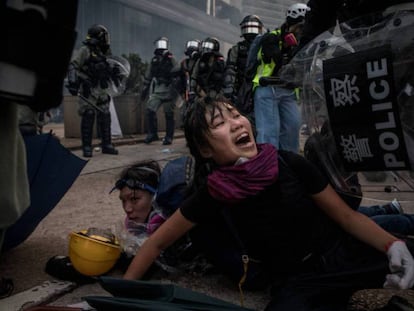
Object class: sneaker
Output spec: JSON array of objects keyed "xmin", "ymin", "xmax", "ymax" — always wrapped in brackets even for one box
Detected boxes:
[{"xmin": 383, "ymin": 199, "xmax": 403, "ymax": 214}]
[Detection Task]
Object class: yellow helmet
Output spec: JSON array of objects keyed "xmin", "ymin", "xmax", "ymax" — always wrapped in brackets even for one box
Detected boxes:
[{"xmin": 68, "ymin": 228, "xmax": 121, "ymax": 276}]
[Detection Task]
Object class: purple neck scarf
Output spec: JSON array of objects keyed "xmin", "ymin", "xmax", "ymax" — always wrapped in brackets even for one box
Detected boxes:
[{"xmin": 207, "ymin": 144, "xmax": 279, "ymax": 203}]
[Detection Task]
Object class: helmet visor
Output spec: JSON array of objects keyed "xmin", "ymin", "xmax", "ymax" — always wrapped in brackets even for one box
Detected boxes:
[
  {"xmin": 186, "ymin": 40, "xmax": 200, "ymax": 49},
  {"xmin": 155, "ymin": 39, "xmax": 168, "ymax": 50},
  {"xmin": 241, "ymin": 21, "xmax": 262, "ymax": 35},
  {"xmin": 201, "ymin": 41, "xmax": 215, "ymax": 52}
]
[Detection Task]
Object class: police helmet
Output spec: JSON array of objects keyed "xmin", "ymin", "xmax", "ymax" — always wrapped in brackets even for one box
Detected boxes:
[
  {"xmin": 240, "ymin": 15, "xmax": 264, "ymax": 37},
  {"xmin": 154, "ymin": 36, "xmax": 169, "ymax": 50},
  {"xmin": 84, "ymin": 24, "xmax": 110, "ymax": 48},
  {"xmin": 185, "ymin": 39, "xmax": 201, "ymax": 56},
  {"xmin": 201, "ymin": 37, "xmax": 220, "ymax": 54},
  {"xmin": 286, "ymin": 3, "xmax": 310, "ymax": 26}
]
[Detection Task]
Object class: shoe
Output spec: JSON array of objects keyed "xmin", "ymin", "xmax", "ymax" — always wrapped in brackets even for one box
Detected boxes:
[
  {"xmin": 144, "ymin": 134, "xmax": 159, "ymax": 144},
  {"xmin": 102, "ymin": 144, "xmax": 119, "ymax": 155},
  {"xmin": 383, "ymin": 199, "xmax": 403, "ymax": 214},
  {"xmin": 45, "ymin": 255, "xmax": 96, "ymax": 284},
  {"xmin": 82, "ymin": 146, "xmax": 92, "ymax": 158},
  {"xmin": 162, "ymin": 137, "xmax": 172, "ymax": 145}
]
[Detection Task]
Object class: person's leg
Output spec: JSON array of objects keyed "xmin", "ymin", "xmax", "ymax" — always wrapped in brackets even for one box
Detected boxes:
[
  {"xmin": 278, "ymin": 87, "xmax": 301, "ymax": 152},
  {"xmin": 370, "ymin": 214, "xmax": 414, "ymax": 235},
  {"xmin": 144, "ymin": 96, "xmax": 162, "ymax": 144},
  {"xmin": 358, "ymin": 199, "xmax": 403, "ymax": 217},
  {"xmin": 97, "ymin": 110, "xmax": 118, "ymax": 155},
  {"xmin": 80, "ymin": 108, "xmax": 95, "ymax": 157},
  {"xmin": 254, "ymin": 86, "xmax": 279, "ymax": 148},
  {"xmin": 162, "ymin": 98, "xmax": 176, "ymax": 145}
]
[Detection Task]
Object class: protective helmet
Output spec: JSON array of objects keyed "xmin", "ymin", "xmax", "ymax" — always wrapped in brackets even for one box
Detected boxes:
[
  {"xmin": 240, "ymin": 15, "xmax": 264, "ymax": 37},
  {"xmin": 68, "ymin": 228, "xmax": 121, "ymax": 276},
  {"xmin": 201, "ymin": 37, "xmax": 220, "ymax": 54},
  {"xmin": 84, "ymin": 24, "xmax": 110, "ymax": 49},
  {"xmin": 185, "ymin": 39, "xmax": 201, "ymax": 56},
  {"xmin": 154, "ymin": 36, "xmax": 169, "ymax": 50},
  {"xmin": 286, "ymin": 3, "xmax": 310, "ymax": 26}
]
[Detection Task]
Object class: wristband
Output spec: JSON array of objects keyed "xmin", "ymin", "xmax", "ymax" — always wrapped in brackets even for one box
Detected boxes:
[{"xmin": 385, "ymin": 239, "xmax": 403, "ymax": 252}]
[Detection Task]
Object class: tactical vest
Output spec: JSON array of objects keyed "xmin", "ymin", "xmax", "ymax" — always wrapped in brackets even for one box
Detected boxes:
[
  {"xmin": 150, "ymin": 53, "xmax": 174, "ymax": 84},
  {"xmin": 82, "ymin": 49, "xmax": 111, "ymax": 89},
  {"xmin": 234, "ymin": 40, "xmax": 250, "ymax": 90},
  {"xmin": 197, "ymin": 53, "xmax": 225, "ymax": 92}
]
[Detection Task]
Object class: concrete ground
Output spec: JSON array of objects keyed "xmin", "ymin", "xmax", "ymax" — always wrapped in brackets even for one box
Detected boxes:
[{"xmin": 0, "ymin": 123, "xmax": 413, "ymax": 310}]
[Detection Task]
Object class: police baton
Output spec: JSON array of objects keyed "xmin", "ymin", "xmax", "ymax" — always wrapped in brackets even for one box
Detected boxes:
[{"xmin": 78, "ymin": 94, "xmax": 105, "ymax": 113}]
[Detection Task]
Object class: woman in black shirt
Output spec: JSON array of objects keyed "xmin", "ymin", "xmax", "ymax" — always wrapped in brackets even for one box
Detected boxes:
[{"xmin": 124, "ymin": 96, "xmax": 414, "ymax": 310}]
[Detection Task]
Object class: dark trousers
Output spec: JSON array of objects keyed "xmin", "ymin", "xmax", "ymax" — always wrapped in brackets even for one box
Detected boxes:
[{"xmin": 266, "ymin": 235, "xmax": 414, "ymax": 311}]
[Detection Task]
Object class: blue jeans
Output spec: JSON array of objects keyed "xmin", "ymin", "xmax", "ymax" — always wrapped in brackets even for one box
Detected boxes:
[
  {"xmin": 358, "ymin": 205, "xmax": 414, "ymax": 235},
  {"xmin": 254, "ymin": 85, "xmax": 301, "ymax": 152}
]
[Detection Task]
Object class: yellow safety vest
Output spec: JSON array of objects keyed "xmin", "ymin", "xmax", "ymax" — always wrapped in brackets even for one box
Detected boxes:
[{"xmin": 252, "ymin": 29, "xmax": 282, "ymax": 90}]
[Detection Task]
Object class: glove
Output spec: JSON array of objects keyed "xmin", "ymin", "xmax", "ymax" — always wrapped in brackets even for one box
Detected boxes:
[
  {"xmin": 384, "ymin": 240, "xmax": 414, "ymax": 289},
  {"xmin": 112, "ymin": 64, "xmax": 121, "ymax": 87},
  {"xmin": 66, "ymin": 82, "xmax": 79, "ymax": 96}
]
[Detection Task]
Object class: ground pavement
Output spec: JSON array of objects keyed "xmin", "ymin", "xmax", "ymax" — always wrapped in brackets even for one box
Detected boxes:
[{"xmin": 0, "ymin": 123, "xmax": 413, "ymax": 310}]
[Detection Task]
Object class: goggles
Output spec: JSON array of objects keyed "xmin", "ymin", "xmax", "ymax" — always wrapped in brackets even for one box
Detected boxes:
[{"xmin": 109, "ymin": 178, "xmax": 157, "ymax": 194}]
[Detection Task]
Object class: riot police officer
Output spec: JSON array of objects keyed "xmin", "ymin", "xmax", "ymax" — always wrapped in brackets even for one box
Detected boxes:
[
  {"xmin": 67, "ymin": 24, "xmax": 120, "ymax": 157},
  {"xmin": 141, "ymin": 37, "xmax": 178, "ymax": 145},
  {"xmin": 178, "ymin": 39, "xmax": 201, "ymax": 123},
  {"xmin": 190, "ymin": 37, "xmax": 225, "ymax": 100},
  {"xmin": 223, "ymin": 15, "xmax": 264, "ymax": 115}
]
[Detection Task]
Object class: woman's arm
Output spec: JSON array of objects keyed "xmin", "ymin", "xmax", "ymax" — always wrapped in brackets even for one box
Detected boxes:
[
  {"xmin": 312, "ymin": 183, "xmax": 398, "ymax": 252},
  {"xmin": 313, "ymin": 184, "xmax": 414, "ymax": 289},
  {"xmin": 123, "ymin": 209, "xmax": 195, "ymax": 280}
]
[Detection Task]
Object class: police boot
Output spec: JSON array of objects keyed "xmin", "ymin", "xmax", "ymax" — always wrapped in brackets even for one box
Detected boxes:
[
  {"xmin": 98, "ymin": 112, "xmax": 118, "ymax": 155},
  {"xmin": 162, "ymin": 115, "xmax": 175, "ymax": 145},
  {"xmin": 144, "ymin": 109, "xmax": 159, "ymax": 144},
  {"xmin": 81, "ymin": 110, "xmax": 95, "ymax": 157}
]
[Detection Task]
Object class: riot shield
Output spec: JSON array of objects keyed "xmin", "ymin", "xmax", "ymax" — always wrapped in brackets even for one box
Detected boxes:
[
  {"xmin": 107, "ymin": 55, "xmax": 131, "ymax": 97},
  {"xmin": 280, "ymin": 9, "xmax": 414, "ymax": 204}
]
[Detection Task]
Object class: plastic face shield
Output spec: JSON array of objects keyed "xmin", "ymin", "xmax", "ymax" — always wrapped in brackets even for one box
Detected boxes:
[{"xmin": 201, "ymin": 41, "xmax": 215, "ymax": 53}]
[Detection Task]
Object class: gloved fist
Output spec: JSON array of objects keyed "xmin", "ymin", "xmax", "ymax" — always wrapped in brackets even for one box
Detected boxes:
[{"xmin": 384, "ymin": 240, "xmax": 414, "ymax": 289}]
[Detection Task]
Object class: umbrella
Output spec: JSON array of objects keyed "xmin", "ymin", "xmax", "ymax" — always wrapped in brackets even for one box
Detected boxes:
[{"xmin": 2, "ymin": 133, "xmax": 87, "ymax": 252}]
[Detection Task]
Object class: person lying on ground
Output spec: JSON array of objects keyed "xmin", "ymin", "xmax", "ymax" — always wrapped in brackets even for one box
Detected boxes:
[{"xmin": 123, "ymin": 96, "xmax": 414, "ymax": 310}]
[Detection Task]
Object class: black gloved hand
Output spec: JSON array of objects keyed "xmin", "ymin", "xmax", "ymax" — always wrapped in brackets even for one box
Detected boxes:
[
  {"xmin": 112, "ymin": 64, "xmax": 121, "ymax": 87},
  {"xmin": 260, "ymin": 33, "xmax": 281, "ymax": 64},
  {"xmin": 66, "ymin": 82, "xmax": 79, "ymax": 96}
]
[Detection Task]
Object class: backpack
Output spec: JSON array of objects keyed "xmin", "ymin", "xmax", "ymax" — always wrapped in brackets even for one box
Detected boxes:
[{"xmin": 156, "ymin": 156, "xmax": 195, "ymax": 217}]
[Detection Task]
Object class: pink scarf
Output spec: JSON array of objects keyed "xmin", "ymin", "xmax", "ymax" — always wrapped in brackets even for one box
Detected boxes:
[{"xmin": 207, "ymin": 144, "xmax": 279, "ymax": 203}]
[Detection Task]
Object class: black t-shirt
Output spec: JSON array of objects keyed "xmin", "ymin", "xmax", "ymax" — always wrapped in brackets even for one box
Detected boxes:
[{"xmin": 180, "ymin": 151, "xmax": 337, "ymax": 276}]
